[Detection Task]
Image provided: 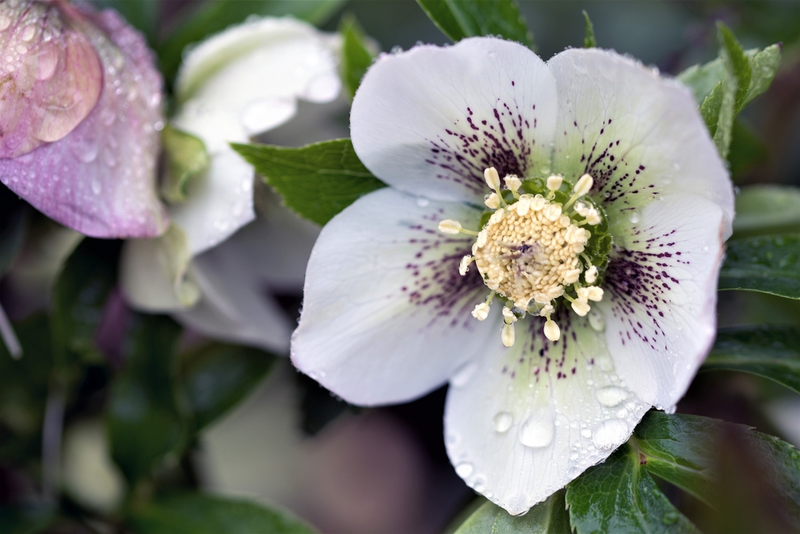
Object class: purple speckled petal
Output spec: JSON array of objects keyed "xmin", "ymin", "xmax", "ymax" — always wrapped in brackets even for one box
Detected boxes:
[
  {"xmin": 0, "ymin": 4, "xmax": 167, "ymax": 238},
  {"xmin": 351, "ymin": 38, "xmax": 557, "ymax": 206},
  {"xmin": 0, "ymin": 1, "xmax": 102, "ymax": 158},
  {"xmin": 292, "ymin": 188, "xmax": 499, "ymax": 406},
  {"xmin": 598, "ymin": 194, "xmax": 725, "ymax": 409}
]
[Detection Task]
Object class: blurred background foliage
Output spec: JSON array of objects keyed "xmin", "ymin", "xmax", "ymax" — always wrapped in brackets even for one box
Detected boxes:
[{"xmin": 0, "ymin": 1, "xmax": 799, "ymax": 533}]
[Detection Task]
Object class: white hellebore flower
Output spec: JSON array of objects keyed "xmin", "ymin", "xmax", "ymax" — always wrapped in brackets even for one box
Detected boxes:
[
  {"xmin": 292, "ymin": 38, "xmax": 733, "ymax": 515},
  {"xmin": 121, "ymin": 17, "xmax": 341, "ymax": 352}
]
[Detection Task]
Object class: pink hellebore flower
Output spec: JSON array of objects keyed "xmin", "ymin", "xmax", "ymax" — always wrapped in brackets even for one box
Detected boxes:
[{"xmin": 0, "ymin": 0, "xmax": 167, "ymax": 238}]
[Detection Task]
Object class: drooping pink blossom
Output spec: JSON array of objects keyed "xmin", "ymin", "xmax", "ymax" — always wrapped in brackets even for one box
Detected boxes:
[{"xmin": 0, "ymin": 0, "xmax": 167, "ymax": 238}]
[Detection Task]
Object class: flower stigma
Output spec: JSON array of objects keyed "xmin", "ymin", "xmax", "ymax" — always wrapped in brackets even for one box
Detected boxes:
[{"xmin": 439, "ymin": 167, "xmax": 608, "ymax": 345}]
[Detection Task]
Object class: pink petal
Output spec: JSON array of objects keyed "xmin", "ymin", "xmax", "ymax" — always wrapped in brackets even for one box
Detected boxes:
[
  {"xmin": 0, "ymin": 3, "xmax": 167, "ymax": 238},
  {"xmin": 0, "ymin": 1, "xmax": 102, "ymax": 158}
]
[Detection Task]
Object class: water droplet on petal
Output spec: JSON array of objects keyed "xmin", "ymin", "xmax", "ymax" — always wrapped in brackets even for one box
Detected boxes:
[
  {"xmin": 455, "ymin": 462, "xmax": 473, "ymax": 478},
  {"xmin": 519, "ymin": 409, "xmax": 555, "ymax": 448},
  {"xmin": 596, "ymin": 386, "xmax": 629, "ymax": 407},
  {"xmin": 451, "ymin": 362, "xmax": 477, "ymax": 387},
  {"xmin": 580, "ymin": 428, "xmax": 592, "ymax": 438},
  {"xmin": 416, "ymin": 197, "xmax": 429, "ymax": 207},
  {"xmin": 591, "ymin": 419, "xmax": 629, "ymax": 450},
  {"xmin": 588, "ymin": 310, "xmax": 605, "ymax": 332},
  {"xmin": 492, "ymin": 412, "xmax": 513, "ymax": 433},
  {"xmin": 628, "ymin": 212, "xmax": 640, "ymax": 224}
]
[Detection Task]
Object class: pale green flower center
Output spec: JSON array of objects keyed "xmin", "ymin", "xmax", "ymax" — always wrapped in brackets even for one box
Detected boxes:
[{"xmin": 438, "ymin": 167, "xmax": 606, "ymax": 347}]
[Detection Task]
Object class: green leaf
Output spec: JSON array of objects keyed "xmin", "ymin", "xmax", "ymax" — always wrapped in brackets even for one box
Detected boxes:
[
  {"xmin": 582, "ymin": 11, "xmax": 597, "ymax": 48},
  {"xmin": 733, "ymin": 185, "xmax": 800, "ymax": 237},
  {"xmin": 743, "ymin": 44, "xmax": 782, "ymax": 108},
  {"xmin": 161, "ymin": 125, "xmax": 210, "ymax": 203},
  {"xmin": 744, "ymin": 430, "xmax": 800, "ymax": 527},
  {"xmin": 126, "ymin": 493, "xmax": 315, "ymax": 534},
  {"xmin": 718, "ymin": 23, "xmax": 752, "ymax": 113},
  {"xmin": 453, "ymin": 492, "xmax": 570, "ymax": 534},
  {"xmin": 339, "ymin": 14, "xmax": 377, "ymax": 100},
  {"xmin": 180, "ymin": 343, "xmax": 276, "ymax": 432},
  {"xmin": 232, "ymin": 139, "xmax": 386, "ymax": 226},
  {"xmin": 416, "ymin": 0, "xmax": 534, "ymax": 48},
  {"xmin": 158, "ymin": 0, "xmax": 346, "ymax": 84},
  {"xmin": 719, "ymin": 234, "xmax": 800, "ymax": 298},
  {"xmin": 703, "ymin": 325, "xmax": 800, "ymax": 394},
  {"xmin": 51, "ymin": 238, "xmax": 119, "ymax": 366},
  {"xmin": 632, "ymin": 411, "xmax": 720, "ymax": 505},
  {"xmin": 566, "ymin": 444, "xmax": 700, "ymax": 534},
  {"xmin": 699, "ymin": 80, "xmax": 725, "ymax": 136},
  {"xmin": 107, "ymin": 314, "xmax": 186, "ymax": 484}
]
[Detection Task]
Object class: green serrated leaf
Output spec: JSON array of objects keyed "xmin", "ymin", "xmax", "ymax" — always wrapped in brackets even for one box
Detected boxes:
[
  {"xmin": 158, "ymin": 0, "xmax": 347, "ymax": 85},
  {"xmin": 180, "ymin": 343, "xmax": 276, "ymax": 432},
  {"xmin": 703, "ymin": 325, "xmax": 800, "ymax": 394},
  {"xmin": 232, "ymin": 139, "xmax": 386, "ymax": 226},
  {"xmin": 582, "ymin": 11, "xmax": 596, "ymax": 48},
  {"xmin": 339, "ymin": 14, "xmax": 377, "ymax": 100},
  {"xmin": 566, "ymin": 444, "xmax": 699, "ymax": 534},
  {"xmin": 744, "ymin": 430, "xmax": 800, "ymax": 527},
  {"xmin": 743, "ymin": 43, "xmax": 781, "ymax": 108},
  {"xmin": 416, "ymin": 0, "xmax": 534, "ymax": 48},
  {"xmin": 700, "ymin": 80, "xmax": 724, "ymax": 136},
  {"xmin": 632, "ymin": 411, "xmax": 720, "ymax": 506},
  {"xmin": 453, "ymin": 493, "xmax": 570, "ymax": 534},
  {"xmin": 161, "ymin": 125, "xmax": 210, "ymax": 203},
  {"xmin": 733, "ymin": 185, "xmax": 800, "ymax": 237},
  {"xmin": 51, "ymin": 239, "xmax": 119, "ymax": 366},
  {"xmin": 718, "ymin": 23, "xmax": 752, "ymax": 113},
  {"xmin": 126, "ymin": 493, "xmax": 315, "ymax": 534},
  {"xmin": 107, "ymin": 314, "xmax": 186, "ymax": 484},
  {"xmin": 719, "ymin": 234, "xmax": 800, "ymax": 298}
]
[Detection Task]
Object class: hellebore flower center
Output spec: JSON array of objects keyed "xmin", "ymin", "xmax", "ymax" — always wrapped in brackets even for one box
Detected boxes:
[{"xmin": 440, "ymin": 168, "xmax": 608, "ymax": 346}]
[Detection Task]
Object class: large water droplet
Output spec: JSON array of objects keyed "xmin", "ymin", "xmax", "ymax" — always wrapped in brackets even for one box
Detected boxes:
[
  {"xmin": 451, "ymin": 362, "xmax": 477, "ymax": 387},
  {"xmin": 492, "ymin": 412, "xmax": 513, "ymax": 433},
  {"xmin": 580, "ymin": 428, "xmax": 592, "ymax": 438},
  {"xmin": 628, "ymin": 212, "xmax": 640, "ymax": 224},
  {"xmin": 519, "ymin": 410, "xmax": 555, "ymax": 448},
  {"xmin": 455, "ymin": 462, "xmax": 473, "ymax": 478},
  {"xmin": 596, "ymin": 386, "xmax": 628, "ymax": 407},
  {"xmin": 662, "ymin": 511, "xmax": 679, "ymax": 525},
  {"xmin": 588, "ymin": 310, "xmax": 605, "ymax": 332},
  {"xmin": 591, "ymin": 419, "xmax": 629, "ymax": 450},
  {"xmin": 73, "ymin": 137, "xmax": 99, "ymax": 163},
  {"xmin": 91, "ymin": 179, "xmax": 102, "ymax": 195},
  {"xmin": 416, "ymin": 197, "xmax": 429, "ymax": 208}
]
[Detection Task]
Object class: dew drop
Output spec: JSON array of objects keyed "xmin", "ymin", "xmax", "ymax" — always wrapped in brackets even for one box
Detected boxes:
[
  {"xmin": 492, "ymin": 411, "xmax": 513, "ymax": 433},
  {"xmin": 73, "ymin": 137, "xmax": 99, "ymax": 163},
  {"xmin": 473, "ymin": 477, "xmax": 486, "ymax": 492},
  {"xmin": 588, "ymin": 310, "xmax": 605, "ymax": 332},
  {"xmin": 91, "ymin": 180, "xmax": 102, "ymax": 195},
  {"xmin": 0, "ymin": 14, "xmax": 10, "ymax": 31},
  {"xmin": 580, "ymin": 428, "xmax": 592, "ymax": 439},
  {"xmin": 20, "ymin": 25, "xmax": 35, "ymax": 42},
  {"xmin": 416, "ymin": 197, "xmax": 430, "ymax": 207},
  {"xmin": 519, "ymin": 410, "xmax": 555, "ymax": 448},
  {"xmin": 628, "ymin": 212, "xmax": 640, "ymax": 224},
  {"xmin": 662, "ymin": 511, "xmax": 679, "ymax": 525},
  {"xmin": 595, "ymin": 356, "xmax": 613, "ymax": 372},
  {"xmin": 455, "ymin": 462, "xmax": 473, "ymax": 478},
  {"xmin": 451, "ymin": 362, "xmax": 477, "ymax": 387},
  {"xmin": 591, "ymin": 419, "xmax": 629, "ymax": 450},
  {"xmin": 596, "ymin": 386, "xmax": 628, "ymax": 407}
]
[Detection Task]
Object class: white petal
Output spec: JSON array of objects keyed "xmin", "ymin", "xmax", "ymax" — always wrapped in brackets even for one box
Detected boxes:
[
  {"xmin": 120, "ymin": 225, "xmax": 200, "ymax": 312},
  {"xmin": 173, "ymin": 223, "xmax": 296, "ymax": 353},
  {"xmin": 445, "ymin": 316, "xmax": 649, "ymax": 515},
  {"xmin": 166, "ymin": 147, "xmax": 255, "ymax": 256},
  {"xmin": 597, "ymin": 195, "xmax": 725, "ymax": 409},
  {"xmin": 547, "ymin": 48, "xmax": 734, "ymax": 239},
  {"xmin": 351, "ymin": 37, "xmax": 557, "ymax": 205},
  {"xmin": 170, "ymin": 17, "xmax": 340, "ymax": 255},
  {"xmin": 175, "ymin": 17, "xmax": 341, "ymax": 145},
  {"xmin": 292, "ymin": 188, "xmax": 499, "ymax": 405}
]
